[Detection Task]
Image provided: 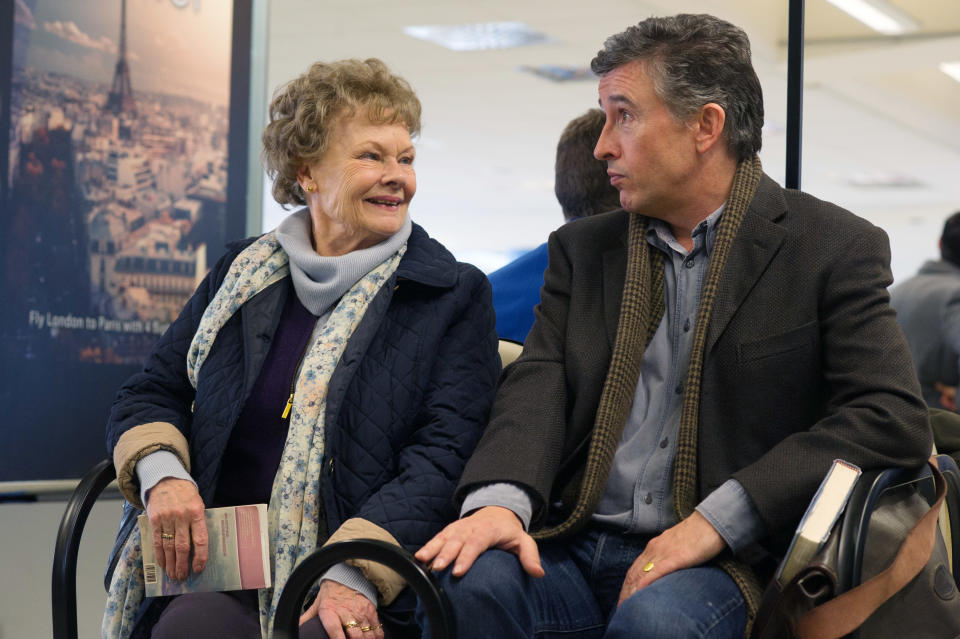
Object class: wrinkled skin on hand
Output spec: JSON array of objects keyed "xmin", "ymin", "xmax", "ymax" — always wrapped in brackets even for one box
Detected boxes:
[
  {"xmin": 146, "ymin": 477, "xmax": 208, "ymax": 581},
  {"xmin": 299, "ymin": 580, "xmax": 385, "ymax": 639}
]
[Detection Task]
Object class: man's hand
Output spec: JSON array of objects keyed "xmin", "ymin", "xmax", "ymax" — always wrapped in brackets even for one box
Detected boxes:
[
  {"xmin": 300, "ymin": 580, "xmax": 384, "ymax": 639},
  {"xmin": 145, "ymin": 477, "xmax": 207, "ymax": 581},
  {"xmin": 936, "ymin": 382, "xmax": 957, "ymax": 411},
  {"xmin": 617, "ymin": 511, "xmax": 726, "ymax": 606},
  {"xmin": 415, "ymin": 506, "xmax": 544, "ymax": 578}
]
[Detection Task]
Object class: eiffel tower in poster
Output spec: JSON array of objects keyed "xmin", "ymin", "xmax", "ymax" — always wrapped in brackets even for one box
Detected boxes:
[{"xmin": 105, "ymin": 0, "xmax": 137, "ymax": 118}]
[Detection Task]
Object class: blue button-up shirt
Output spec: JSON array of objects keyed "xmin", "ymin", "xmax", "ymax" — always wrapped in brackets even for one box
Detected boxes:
[
  {"xmin": 592, "ymin": 208, "xmax": 720, "ymax": 530},
  {"xmin": 464, "ymin": 206, "xmax": 765, "ymax": 553}
]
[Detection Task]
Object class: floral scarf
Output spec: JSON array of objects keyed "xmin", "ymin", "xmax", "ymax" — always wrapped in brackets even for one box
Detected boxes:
[{"xmin": 102, "ymin": 232, "xmax": 404, "ymax": 638}]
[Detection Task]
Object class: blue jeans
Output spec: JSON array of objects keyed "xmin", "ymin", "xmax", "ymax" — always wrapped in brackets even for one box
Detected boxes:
[{"xmin": 419, "ymin": 526, "xmax": 745, "ymax": 639}]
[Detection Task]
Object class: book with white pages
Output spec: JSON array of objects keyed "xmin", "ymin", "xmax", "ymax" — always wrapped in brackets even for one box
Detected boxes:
[
  {"xmin": 775, "ymin": 459, "xmax": 862, "ymax": 586},
  {"xmin": 139, "ymin": 503, "xmax": 271, "ymax": 597}
]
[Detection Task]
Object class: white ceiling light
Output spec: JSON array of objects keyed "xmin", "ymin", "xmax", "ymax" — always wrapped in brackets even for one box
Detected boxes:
[
  {"xmin": 518, "ymin": 65, "xmax": 595, "ymax": 83},
  {"xmin": 403, "ymin": 22, "xmax": 548, "ymax": 51},
  {"xmin": 940, "ymin": 61, "xmax": 960, "ymax": 83},
  {"xmin": 847, "ymin": 171, "xmax": 924, "ymax": 188},
  {"xmin": 824, "ymin": 0, "xmax": 919, "ymax": 35}
]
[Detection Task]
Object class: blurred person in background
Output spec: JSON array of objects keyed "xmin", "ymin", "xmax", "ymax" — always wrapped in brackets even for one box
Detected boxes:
[
  {"xmin": 890, "ymin": 210, "xmax": 960, "ymax": 412},
  {"xmin": 487, "ymin": 108, "xmax": 621, "ymax": 343},
  {"xmin": 891, "ymin": 209, "xmax": 960, "ymax": 462}
]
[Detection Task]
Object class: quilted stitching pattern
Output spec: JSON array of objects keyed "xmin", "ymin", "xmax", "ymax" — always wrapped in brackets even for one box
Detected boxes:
[
  {"xmin": 106, "ymin": 223, "xmax": 499, "ymax": 561},
  {"xmin": 106, "ymin": 239, "xmax": 253, "ymax": 453},
  {"xmin": 328, "ymin": 268, "xmax": 498, "ymax": 548}
]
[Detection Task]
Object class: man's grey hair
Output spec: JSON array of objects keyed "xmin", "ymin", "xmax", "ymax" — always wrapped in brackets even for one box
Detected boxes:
[{"xmin": 591, "ymin": 14, "xmax": 764, "ymax": 162}]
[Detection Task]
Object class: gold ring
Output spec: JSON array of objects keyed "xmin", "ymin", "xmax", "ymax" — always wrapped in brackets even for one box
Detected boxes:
[
  {"xmin": 360, "ymin": 624, "xmax": 382, "ymax": 631},
  {"xmin": 161, "ymin": 533, "xmax": 175, "ymax": 540},
  {"xmin": 343, "ymin": 620, "xmax": 360, "ymax": 629},
  {"xmin": 642, "ymin": 560, "xmax": 655, "ymax": 573}
]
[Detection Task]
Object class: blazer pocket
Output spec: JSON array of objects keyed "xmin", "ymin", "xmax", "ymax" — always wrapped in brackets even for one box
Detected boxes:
[{"xmin": 737, "ymin": 320, "xmax": 818, "ymax": 364}]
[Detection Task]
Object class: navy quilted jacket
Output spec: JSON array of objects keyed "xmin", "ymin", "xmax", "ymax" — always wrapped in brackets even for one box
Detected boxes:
[{"xmin": 106, "ymin": 222, "xmax": 499, "ymax": 556}]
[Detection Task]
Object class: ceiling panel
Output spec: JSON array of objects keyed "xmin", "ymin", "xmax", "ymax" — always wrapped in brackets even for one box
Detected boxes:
[{"xmin": 262, "ymin": 0, "xmax": 960, "ymax": 280}]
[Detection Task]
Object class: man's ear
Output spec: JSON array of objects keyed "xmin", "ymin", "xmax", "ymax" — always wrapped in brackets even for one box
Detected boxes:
[{"xmin": 694, "ymin": 103, "xmax": 726, "ymax": 154}]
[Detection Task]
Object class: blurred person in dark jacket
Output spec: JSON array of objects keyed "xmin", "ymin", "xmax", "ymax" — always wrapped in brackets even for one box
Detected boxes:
[
  {"xmin": 487, "ymin": 108, "xmax": 621, "ymax": 343},
  {"xmin": 891, "ymin": 210, "xmax": 960, "ymax": 412}
]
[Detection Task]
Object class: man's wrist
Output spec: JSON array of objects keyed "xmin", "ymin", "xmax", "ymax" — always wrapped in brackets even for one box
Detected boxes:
[
  {"xmin": 695, "ymin": 478, "xmax": 765, "ymax": 554},
  {"xmin": 460, "ymin": 483, "xmax": 533, "ymax": 530}
]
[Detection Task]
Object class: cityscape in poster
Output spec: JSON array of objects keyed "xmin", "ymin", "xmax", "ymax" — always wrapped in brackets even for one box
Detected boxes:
[{"xmin": 5, "ymin": 0, "xmax": 234, "ymax": 365}]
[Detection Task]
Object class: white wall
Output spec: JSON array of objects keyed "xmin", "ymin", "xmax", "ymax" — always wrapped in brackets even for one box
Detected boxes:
[{"xmin": 0, "ymin": 497, "xmax": 120, "ymax": 639}]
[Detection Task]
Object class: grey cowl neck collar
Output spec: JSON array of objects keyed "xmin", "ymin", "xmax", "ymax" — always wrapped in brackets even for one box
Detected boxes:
[{"xmin": 275, "ymin": 208, "xmax": 411, "ymax": 316}]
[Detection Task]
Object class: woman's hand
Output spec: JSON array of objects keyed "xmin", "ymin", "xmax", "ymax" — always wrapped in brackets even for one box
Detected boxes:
[
  {"xmin": 300, "ymin": 580, "xmax": 384, "ymax": 639},
  {"xmin": 145, "ymin": 477, "xmax": 208, "ymax": 581}
]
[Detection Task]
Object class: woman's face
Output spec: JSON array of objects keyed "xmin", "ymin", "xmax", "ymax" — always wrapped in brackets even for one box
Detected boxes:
[{"xmin": 301, "ymin": 112, "xmax": 416, "ymax": 256}]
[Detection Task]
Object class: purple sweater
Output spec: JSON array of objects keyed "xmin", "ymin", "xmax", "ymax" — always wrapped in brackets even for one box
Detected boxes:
[{"xmin": 214, "ymin": 290, "xmax": 317, "ymax": 507}]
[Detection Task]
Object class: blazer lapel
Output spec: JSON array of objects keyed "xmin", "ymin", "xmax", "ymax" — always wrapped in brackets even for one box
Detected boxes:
[
  {"xmin": 602, "ymin": 241, "xmax": 628, "ymax": 347},
  {"xmin": 706, "ymin": 176, "xmax": 787, "ymax": 353}
]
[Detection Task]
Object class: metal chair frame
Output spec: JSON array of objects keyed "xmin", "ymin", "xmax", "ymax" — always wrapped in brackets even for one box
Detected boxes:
[
  {"xmin": 830, "ymin": 454, "xmax": 958, "ymax": 639},
  {"xmin": 272, "ymin": 539, "xmax": 453, "ymax": 639},
  {"xmin": 51, "ymin": 459, "xmax": 116, "ymax": 639},
  {"xmin": 837, "ymin": 454, "xmax": 959, "ymax": 593},
  {"xmin": 51, "ymin": 460, "xmax": 452, "ymax": 639}
]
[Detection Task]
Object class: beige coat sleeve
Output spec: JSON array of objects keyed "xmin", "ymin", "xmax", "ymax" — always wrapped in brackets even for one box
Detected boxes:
[
  {"xmin": 113, "ymin": 422, "xmax": 191, "ymax": 509},
  {"xmin": 324, "ymin": 518, "xmax": 407, "ymax": 605}
]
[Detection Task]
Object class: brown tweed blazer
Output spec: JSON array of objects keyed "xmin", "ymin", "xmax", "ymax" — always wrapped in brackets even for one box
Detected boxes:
[{"xmin": 458, "ymin": 173, "xmax": 932, "ymax": 561}]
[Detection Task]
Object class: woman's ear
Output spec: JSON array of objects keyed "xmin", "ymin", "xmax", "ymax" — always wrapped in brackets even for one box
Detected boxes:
[
  {"xmin": 297, "ymin": 166, "xmax": 314, "ymax": 192},
  {"xmin": 694, "ymin": 103, "xmax": 726, "ymax": 154}
]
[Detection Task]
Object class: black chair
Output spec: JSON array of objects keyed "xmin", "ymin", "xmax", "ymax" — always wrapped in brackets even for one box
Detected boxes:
[
  {"xmin": 829, "ymin": 453, "xmax": 958, "ymax": 638},
  {"xmin": 52, "ymin": 460, "xmax": 453, "ymax": 639},
  {"xmin": 938, "ymin": 453, "xmax": 960, "ymax": 574},
  {"xmin": 272, "ymin": 539, "xmax": 454, "ymax": 639},
  {"xmin": 836, "ymin": 454, "xmax": 958, "ymax": 593},
  {"xmin": 52, "ymin": 459, "xmax": 117, "ymax": 639},
  {"xmin": 753, "ymin": 454, "xmax": 959, "ymax": 639},
  {"xmin": 497, "ymin": 338, "xmax": 523, "ymax": 367}
]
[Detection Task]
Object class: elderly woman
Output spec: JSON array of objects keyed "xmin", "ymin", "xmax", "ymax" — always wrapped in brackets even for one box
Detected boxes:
[{"xmin": 102, "ymin": 58, "xmax": 499, "ymax": 639}]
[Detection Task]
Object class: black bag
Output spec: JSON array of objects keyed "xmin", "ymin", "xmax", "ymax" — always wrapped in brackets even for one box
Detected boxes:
[{"xmin": 752, "ymin": 458, "xmax": 960, "ymax": 639}]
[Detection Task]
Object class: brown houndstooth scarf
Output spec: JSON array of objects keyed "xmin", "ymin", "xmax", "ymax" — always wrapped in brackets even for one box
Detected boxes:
[{"xmin": 534, "ymin": 155, "xmax": 765, "ymax": 634}]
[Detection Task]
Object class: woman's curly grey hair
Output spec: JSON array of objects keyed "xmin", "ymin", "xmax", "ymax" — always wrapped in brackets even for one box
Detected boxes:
[{"xmin": 262, "ymin": 58, "xmax": 422, "ymax": 206}]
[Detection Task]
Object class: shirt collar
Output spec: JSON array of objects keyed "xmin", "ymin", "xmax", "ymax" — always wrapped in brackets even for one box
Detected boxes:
[{"xmin": 646, "ymin": 203, "xmax": 727, "ymax": 257}]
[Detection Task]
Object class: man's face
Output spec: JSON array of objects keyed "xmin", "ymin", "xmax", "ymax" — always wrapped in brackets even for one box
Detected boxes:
[{"xmin": 594, "ymin": 60, "xmax": 700, "ymax": 219}]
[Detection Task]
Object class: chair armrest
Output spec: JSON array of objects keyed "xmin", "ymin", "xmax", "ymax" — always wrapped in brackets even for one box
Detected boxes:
[
  {"xmin": 272, "ymin": 539, "xmax": 454, "ymax": 639},
  {"xmin": 498, "ymin": 338, "xmax": 523, "ymax": 368},
  {"xmin": 835, "ymin": 460, "xmax": 939, "ymax": 593},
  {"xmin": 935, "ymin": 454, "xmax": 960, "ymax": 578},
  {"xmin": 51, "ymin": 459, "xmax": 117, "ymax": 639}
]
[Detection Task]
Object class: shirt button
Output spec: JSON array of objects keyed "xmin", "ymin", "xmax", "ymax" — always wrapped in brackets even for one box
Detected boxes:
[
  {"xmin": 644, "ymin": 492, "xmax": 653, "ymax": 505},
  {"xmin": 683, "ymin": 318, "xmax": 691, "ymax": 333},
  {"xmin": 675, "ymin": 383, "xmax": 683, "ymax": 395},
  {"xmin": 660, "ymin": 437, "xmax": 669, "ymax": 448},
  {"xmin": 684, "ymin": 257, "xmax": 695, "ymax": 269}
]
